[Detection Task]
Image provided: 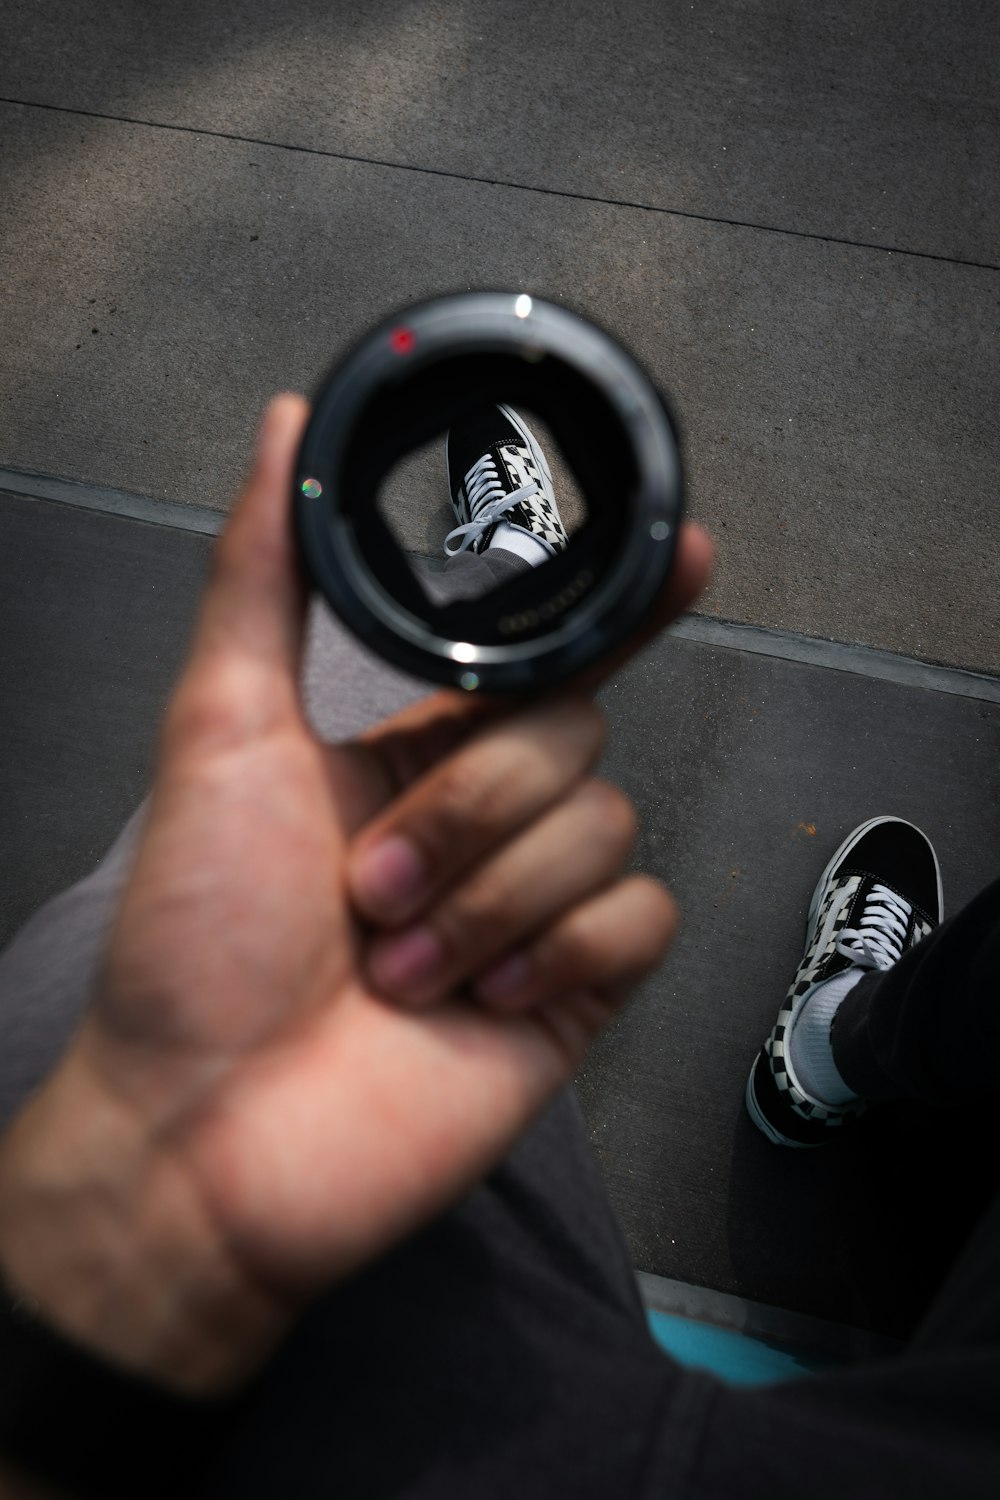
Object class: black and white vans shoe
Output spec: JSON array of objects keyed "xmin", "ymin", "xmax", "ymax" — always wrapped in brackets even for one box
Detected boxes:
[
  {"xmin": 444, "ymin": 404, "xmax": 569, "ymax": 561},
  {"xmin": 745, "ymin": 816, "xmax": 943, "ymax": 1148}
]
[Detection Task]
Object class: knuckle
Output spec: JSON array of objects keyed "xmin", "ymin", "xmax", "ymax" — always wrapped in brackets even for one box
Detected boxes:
[
  {"xmin": 402, "ymin": 701, "xmax": 608, "ymax": 868},
  {"xmin": 580, "ymin": 779, "xmax": 638, "ymax": 854},
  {"xmin": 436, "ymin": 864, "xmax": 511, "ymax": 952},
  {"xmin": 164, "ymin": 681, "xmax": 233, "ymax": 751},
  {"xmin": 542, "ymin": 908, "xmax": 602, "ymax": 977},
  {"xmin": 563, "ymin": 697, "xmax": 608, "ymax": 760},
  {"xmin": 419, "ymin": 755, "xmax": 502, "ymax": 852},
  {"xmin": 535, "ymin": 695, "xmax": 606, "ymax": 767},
  {"xmin": 163, "ymin": 660, "xmax": 274, "ymax": 754},
  {"xmin": 554, "ymin": 690, "xmax": 611, "ymax": 762},
  {"xmin": 631, "ymin": 878, "xmax": 680, "ymax": 960},
  {"xmin": 213, "ymin": 511, "xmax": 281, "ymax": 581},
  {"xmin": 205, "ymin": 532, "xmax": 241, "ymax": 598},
  {"xmin": 206, "ymin": 534, "xmax": 229, "ymax": 586},
  {"xmin": 538, "ymin": 877, "xmax": 677, "ymax": 987}
]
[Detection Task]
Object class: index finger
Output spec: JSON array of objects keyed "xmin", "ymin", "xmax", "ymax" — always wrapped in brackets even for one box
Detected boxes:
[
  {"xmin": 347, "ymin": 694, "xmax": 606, "ymax": 926},
  {"xmin": 332, "ymin": 519, "xmax": 716, "ymax": 846},
  {"xmin": 327, "ymin": 519, "xmax": 714, "ymax": 839}
]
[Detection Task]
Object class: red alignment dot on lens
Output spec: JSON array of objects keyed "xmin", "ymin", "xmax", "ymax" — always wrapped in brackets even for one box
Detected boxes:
[{"xmin": 390, "ymin": 327, "xmax": 416, "ymax": 355}]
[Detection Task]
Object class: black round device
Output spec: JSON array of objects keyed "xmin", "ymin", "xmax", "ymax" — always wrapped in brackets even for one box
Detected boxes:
[{"xmin": 293, "ymin": 292, "xmax": 683, "ymax": 693}]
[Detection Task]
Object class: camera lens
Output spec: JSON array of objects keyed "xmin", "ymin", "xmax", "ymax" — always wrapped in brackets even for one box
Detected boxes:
[{"xmin": 293, "ymin": 292, "xmax": 683, "ymax": 693}]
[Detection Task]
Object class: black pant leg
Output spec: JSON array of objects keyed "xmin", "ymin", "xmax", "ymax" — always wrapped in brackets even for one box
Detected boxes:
[
  {"xmin": 677, "ymin": 1174, "xmax": 1000, "ymax": 1499},
  {"xmin": 193, "ymin": 1091, "xmax": 711, "ymax": 1500},
  {"xmin": 680, "ymin": 875, "xmax": 1000, "ymax": 1496},
  {"xmin": 831, "ymin": 874, "xmax": 1000, "ymax": 1104}
]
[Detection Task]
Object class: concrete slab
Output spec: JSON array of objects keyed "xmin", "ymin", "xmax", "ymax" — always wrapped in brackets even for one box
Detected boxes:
[
  {"xmin": 583, "ymin": 636, "xmax": 1000, "ymax": 1337},
  {"xmin": 3, "ymin": 488, "xmax": 998, "ymax": 1337},
  {"xmin": 0, "ymin": 493, "xmax": 208, "ymax": 944},
  {"xmin": 1, "ymin": 0, "xmax": 996, "ymax": 264},
  {"xmin": 1, "ymin": 104, "xmax": 997, "ymax": 671}
]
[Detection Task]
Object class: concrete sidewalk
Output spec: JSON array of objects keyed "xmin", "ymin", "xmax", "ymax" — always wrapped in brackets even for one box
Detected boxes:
[
  {"xmin": 2, "ymin": 0, "xmax": 999, "ymax": 1341},
  {"xmin": 1, "ymin": 0, "xmax": 998, "ymax": 670},
  {"xmin": 3, "ymin": 486, "xmax": 997, "ymax": 1338}
]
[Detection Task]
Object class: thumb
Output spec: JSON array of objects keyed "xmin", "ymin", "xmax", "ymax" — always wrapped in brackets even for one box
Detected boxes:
[{"xmin": 167, "ymin": 394, "xmax": 312, "ymax": 751}]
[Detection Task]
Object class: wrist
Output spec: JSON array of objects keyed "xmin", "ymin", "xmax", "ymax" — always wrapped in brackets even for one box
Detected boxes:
[{"xmin": 0, "ymin": 1046, "xmax": 286, "ymax": 1396}]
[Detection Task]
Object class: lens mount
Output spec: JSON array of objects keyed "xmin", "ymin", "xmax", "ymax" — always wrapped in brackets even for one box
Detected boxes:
[{"xmin": 294, "ymin": 292, "xmax": 683, "ymax": 693}]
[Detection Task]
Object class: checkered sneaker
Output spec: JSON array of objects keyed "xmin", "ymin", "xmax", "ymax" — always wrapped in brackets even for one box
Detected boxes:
[
  {"xmin": 444, "ymin": 405, "xmax": 569, "ymax": 559},
  {"xmin": 746, "ymin": 817, "xmax": 942, "ymax": 1148}
]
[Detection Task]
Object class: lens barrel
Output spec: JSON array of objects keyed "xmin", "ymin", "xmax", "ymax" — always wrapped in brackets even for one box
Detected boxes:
[{"xmin": 294, "ymin": 292, "xmax": 683, "ymax": 693}]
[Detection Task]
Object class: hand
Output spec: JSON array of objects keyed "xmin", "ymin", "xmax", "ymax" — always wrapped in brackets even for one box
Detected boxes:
[{"xmin": 0, "ymin": 397, "xmax": 713, "ymax": 1395}]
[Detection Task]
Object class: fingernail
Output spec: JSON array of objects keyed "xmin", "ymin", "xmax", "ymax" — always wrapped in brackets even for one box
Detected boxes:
[
  {"xmin": 354, "ymin": 836, "xmax": 427, "ymax": 915},
  {"xmin": 370, "ymin": 927, "xmax": 442, "ymax": 992},
  {"xmin": 474, "ymin": 952, "xmax": 532, "ymax": 1003}
]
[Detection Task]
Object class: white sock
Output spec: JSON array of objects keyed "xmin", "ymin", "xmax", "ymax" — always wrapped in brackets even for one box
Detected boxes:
[
  {"xmin": 786, "ymin": 968, "xmax": 865, "ymax": 1106},
  {"xmin": 488, "ymin": 522, "xmax": 550, "ymax": 566}
]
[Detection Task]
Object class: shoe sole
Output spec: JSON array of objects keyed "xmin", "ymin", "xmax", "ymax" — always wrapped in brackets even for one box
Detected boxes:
[{"xmin": 744, "ymin": 1064, "xmax": 818, "ymax": 1149}]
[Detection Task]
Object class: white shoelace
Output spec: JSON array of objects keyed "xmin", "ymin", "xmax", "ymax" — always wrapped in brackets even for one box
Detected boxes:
[
  {"xmin": 444, "ymin": 453, "xmax": 540, "ymax": 557},
  {"xmin": 835, "ymin": 883, "xmax": 912, "ymax": 972}
]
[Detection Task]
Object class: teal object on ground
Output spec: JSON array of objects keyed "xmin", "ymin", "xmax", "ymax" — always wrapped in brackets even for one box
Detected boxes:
[{"xmin": 646, "ymin": 1309, "xmax": 841, "ymax": 1386}]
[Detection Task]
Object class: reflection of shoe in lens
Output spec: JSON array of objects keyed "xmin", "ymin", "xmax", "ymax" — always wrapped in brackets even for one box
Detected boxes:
[{"xmin": 444, "ymin": 404, "xmax": 569, "ymax": 564}]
